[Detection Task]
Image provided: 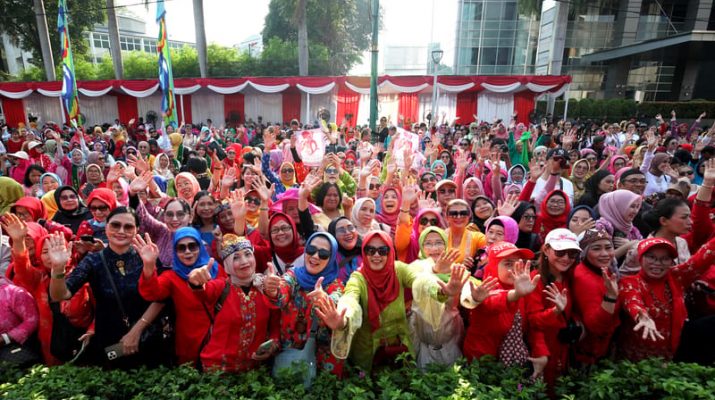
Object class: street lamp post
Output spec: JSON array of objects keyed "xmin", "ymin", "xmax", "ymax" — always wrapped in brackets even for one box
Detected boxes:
[{"xmin": 430, "ymin": 49, "xmax": 444, "ymax": 126}]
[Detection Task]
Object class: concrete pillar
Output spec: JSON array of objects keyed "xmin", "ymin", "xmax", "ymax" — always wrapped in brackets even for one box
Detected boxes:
[
  {"xmin": 685, "ymin": 0, "xmax": 713, "ymax": 31},
  {"xmin": 614, "ymin": 0, "xmax": 642, "ymax": 46},
  {"xmin": 603, "ymin": 58, "xmax": 631, "ymax": 99},
  {"xmin": 678, "ymin": 61, "xmax": 699, "ymax": 100}
]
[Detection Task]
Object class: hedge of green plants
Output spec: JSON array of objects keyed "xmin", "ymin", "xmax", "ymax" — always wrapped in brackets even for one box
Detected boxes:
[
  {"xmin": 2, "ymin": 357, "xmax": 715, "ymax": 400},
  {"xmin": 535, "ymin": 99, "xmax": 715, "ymax": 121}
]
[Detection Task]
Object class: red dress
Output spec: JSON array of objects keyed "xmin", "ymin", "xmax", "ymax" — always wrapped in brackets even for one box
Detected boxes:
[
  {"xmin": 196, "ymin": 278, "xmax": 280, "ymax": 373},
  {"xmin": 138, "ymin": 268, "xmax": 226, "ymax": 365},
  {"xmin": 570, "ymin": 263, "xmax": 620, "ymax": 365},
  {"xmin": 269, "ymin": 269, "xmax": 345, "ymax": 376},
  {"xmin": 10, "ymin": 249, "xmax": 94, "ymax": 365},
  {"xmin": 619, "ymin": 239, "xmax": 715, "ymax": 361},
  {"xmin": 525, "ymin": 274, "xmax": 570, "ymax": 387}
]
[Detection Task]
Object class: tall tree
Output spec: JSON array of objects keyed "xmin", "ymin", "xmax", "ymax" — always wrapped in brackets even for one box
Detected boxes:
[
  {"xmin": 0, "ymin": 0, "xmax": 104, "ymax": 70},
  {"xmin": 192, "ymin": 0, "xmax": 207, "ymax": 78},
  {"xmin": 262, "ymin": 0, "xmax": 376, "ymax": 75},
  {"xmin": 106, "ymin": 0, "xmax": 123, "ymax": 79},
  {"xmin": 295, "ymin": 0, "xmax": 308, "ymax": 75}
]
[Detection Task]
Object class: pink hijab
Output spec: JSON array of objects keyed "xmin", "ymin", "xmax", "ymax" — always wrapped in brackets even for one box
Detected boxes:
[{"xmin": 597, "ymin": 189, "xmax": 641, "ymax": 234}]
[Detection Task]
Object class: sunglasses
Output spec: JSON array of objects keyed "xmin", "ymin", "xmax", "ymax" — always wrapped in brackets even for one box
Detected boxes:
[
  {"xmin": 336, "ymin": 225, "xmax": 357, "ymax": 235},
  {"xmin": 176, "ymin": 242, "xmax": 199, "ymax": 253},
  {"xmin": 165, "ymin": 211, "xmax": 187, "ymax": 220},
  {"xmin": 364, "ymin": 245, "xmax": 390, "ymax": 256},
  {"xmin": 421, "ymin": 176, "xmax": 436, "ymax": 183},
  {"xmin": 108, "ymin": 221, "xmax": 136, "ymax": 232},
  {"xmin": 369, "ymin": 183, "xmax": 381, "ymax": 190},
  {"xmin": 679, "ymin": 170, "xmax": 694, "ymax": 176},
  {"xmin": 419, "ymin": 217, "xmax": 439, "ymax": 226},
  {"xmin": 60, "ymin": 194, "xmax": 77, "ymax": 201},
  {"xmin": 325, "ymin": 168, "xmax": 338, "ymax": 174},
  {"xmin": 522, "ymin": 214, "xmax": 537, "ymax": 221},
  {"xmin": 281, "ymin": 168, "xmax": 294, "ymax": 174},
  {"xmin": 305, "ymin": 244, "xmax": 331, "ymax": 260},
  {"xmin": 448, "ymin": 210, "xmax": 470, "ymax": 218},
  {"xmin": 245, "ymin": 197, "xmax": 261, "ymax": 206},
  {"xmin": 553, "ymin": 249, "xmax": 579, "ymax": 259},
  {"xmin": 90, "ymin": 205, "xmax": 110, "ymax": 212},
  {"xmin": 438, "ymin": 188, "xmax": 456, "ymax": 195}
]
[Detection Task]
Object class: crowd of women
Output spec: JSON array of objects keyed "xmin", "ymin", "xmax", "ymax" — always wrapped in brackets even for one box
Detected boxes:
[{"xmin": 1, "ymin": 111, "xmax": 715, "ymax": 393}]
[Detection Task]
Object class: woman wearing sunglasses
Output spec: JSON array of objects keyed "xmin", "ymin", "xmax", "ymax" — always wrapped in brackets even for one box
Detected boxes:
[
  {"xmin": 51, "ymin": 186, "xmax": 92, "ymax": 233},
  {"xmin": 137, "ymin": 227, "xmax": 223, "ymax": 365},
  {"xmin": 328, "ymin": 217, "xmax": 362, "ymax": 284},
  {"xmin": 445, "ymin": 199, "xmax": 486, "ymax": 268},
  {"xmin": 76, "ymin": 188, "xmax": 117, "ymax": 248},
  {"xmin": 264, "ymin": 232, "xmax": 345, "ymax": 377},
  {"xmin": 395, "ymin": 186, "xmax": 446, "ymax": 263},
  {"xmin": 314, "ymin": 230, "xmax": 466, "ymax": 372}
]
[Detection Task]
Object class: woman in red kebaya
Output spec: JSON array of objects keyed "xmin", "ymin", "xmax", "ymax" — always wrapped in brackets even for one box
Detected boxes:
[
  {"xmin": 525, "ymin": 229, "xmax": 580, "ymax": 387},
  {"xmin": 137, "ymin": 227, "xmax": 225, "ymax": 365},
  {"xmin": 461, "ymin": 242, "xmax": 549, "ymax": 380},
  {"xmin": 619, "ymin": 236, "xmax": 715, "ymax": 361},
  {"xmin": 188, "ymin": 234, "xmax": 280, "ymax": 372}
]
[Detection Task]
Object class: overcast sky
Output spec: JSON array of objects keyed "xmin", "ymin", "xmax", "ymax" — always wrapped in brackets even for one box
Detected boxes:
[{"xmin": 118, "ymin": 0, "xmax": 458, "ymax": 74}]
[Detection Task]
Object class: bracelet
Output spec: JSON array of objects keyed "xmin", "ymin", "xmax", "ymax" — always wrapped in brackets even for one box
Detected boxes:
[
  {"xmin": 1, "ymin": 333, "xmax": 10, "ymax": 345},
  {"xmin": 602, "ymin": 295, "xmax": 617, "ymax": 303},
  {"xmin": 51, "ymin": 271, "xmax": 66, "ymax": 280},
  {"xmin": 400, "ymin": 208, "xmax": 410, "ymax": 213},
  {"xmin": 139, "ymin": 317, "xmax": 150, "ymax": 325},
  {"xmin": 259, "ymin": 207, "xmax": 269, "ymax": 211}
]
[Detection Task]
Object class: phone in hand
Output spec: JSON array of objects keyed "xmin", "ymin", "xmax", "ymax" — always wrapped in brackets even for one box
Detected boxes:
[
  {"xmin": 255, "ymin": 339, "xmax": 275, "ymax": 357},
  {"xmin": 80, "ymin": 235, "xmax": 94, "ymax": 243},
  {"xmin": 105, "ymin": 343, "xmax": 125, "ymax": 361}
]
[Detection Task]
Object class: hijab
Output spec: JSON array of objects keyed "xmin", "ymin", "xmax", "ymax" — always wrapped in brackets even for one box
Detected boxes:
[
  {"xmin": 462, "ymin": 177, "xmax": 484, "ymax": 202},
  {"xmin": 86, "ymin": 188, "xmax": 118, "ymax": 212},
  {"xmin": 11, "ymin": 196, "xmax": 47, "ymax": 221},
  {"xmin": 485, "ymin": 216, "xmax": 519, "ymax": 245},
  {"xmin": 278, "ymin": 161, "xmax": 296, "ymax": 188},
  {"xmin": 607, "ymin": 155, "xmax": 627, "ymax": 174},
  {"xmin": 269, "ymin": 150, "xmax": 284, "ymax": 173},
  {"xmin": 351, "ymin": 197, "xmax": 381, "ymax": 236},
  {"xmin": 154, "ymin": 153, "xmax": 174, "ymax": 180},
  {"xmin": 172, "ymin": 227, "xmax": 218, "ymax": 281},
  {"xmin": 85, "ymin": 164, "xmax": 105, "ymax": 184},
  {"xmin": 431, "ymin": 160, "xmax": 448, "ymax": 180},
  {"xmin": 512, "ymin": 201, "xmax": 538, "ymax": 250},
  {"xmin": 418, "ymin": 226, "xmax": 448, "ymax": 260},
  {"xmin": 293, "ymin": 232, "xmax": 339, "ymax": 291},
  {"xmin": 37, "ymin": 172, "xmax": 62, "ymax": 197},
  {"xmin": 406, "ymin": 208, "xmax": 445, "ymax": 263},
  {"xmin": 174, "ymin": 172, "xmax": 200, "ymax": 203},
  {"xmin": 578, "ymin": 170, "xmax": 613, "ymax": 208},
  {"xmin": 41, "ymin": 190, "xmax": 59, "ymax": 220},
  {"xmin": 358, "ymin": 230, "xmax": 399, "ymax": 332},
  {"xmin": 597, "ymin": 189, "xmax": 641, "ymax": 235},
  {"xmin": 536, "ymin": 190, "xmax": 571, "ymax": 241},
  {"xmin": 268, "ymin": 213, "xmax": 305, "ymax": 264},
  {"xmin": 0, "ymin": 177, "xmax": 24, "ymax": 214},
  {"xmin": 328, "ymin": 216, "xmax": 363, "ymax": 283},
  {"xmin": 649, "ymin": 153, "xmax": 671, "ymax": 177},
  {"xmin": 507, "ymin": 164, "xmax": 527, "ymax": 187},
  {"xmin": 470, "ymin": 195, "xmax": 495, "ymax": 233},
  {"xmin": 375, "ymin": 186, "xmax": 401, "ymax": 236},
  {"xmin": 52, "ymin": 185, "xmax": 90, "ymax": 232}
]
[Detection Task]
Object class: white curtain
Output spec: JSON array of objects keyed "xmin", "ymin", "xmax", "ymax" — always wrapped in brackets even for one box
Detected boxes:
[
  {"xmin": 378, "ymin": 94, "xmax": 400, "ymax": 125},
  {"xmin": 80, "ymin": 95, "xmax": 118, "ymax": 127},
  {"xmin": 244, "ymin": 92, "xmax": 283, "ymax": 124},
  {"xmin": 477, "ymin": 92, "xmax": 514, "ymax": 124},
  {"xmin": 191, "ymin": 91, "xmax": 225, "ymax": 127},
  {"xmin": 355, "ymin": 93, "xmax": 371, "ymax": 126},
  {"xmin": 301, "ymin": 91, "xmax": 337, "ymax": 125},
  {"xmin": 23, "ymin": 93, "xmax": 64, "ymax": 125},
  {"xmin": 137, "ymin": 93, "xmax": 162, "ymax": 124},
  {"xmin": 417, "ymin": 93, "xmax": 457, "ymax": 125}
]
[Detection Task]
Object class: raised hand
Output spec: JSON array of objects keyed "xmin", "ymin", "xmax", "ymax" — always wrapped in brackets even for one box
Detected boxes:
[
  {"xmin": 307, "ymin": 277, "xmax": 328, "ymax": 304},
  {"xmin": 263, "ymin": 128, "xmax": 276, "ymax": 149},
  {"xmin": 314, "ymin": 296, "xmax": 346, "ymax": 330},
  {"xmin": 342, "ymin": 194, "xmax": 354, "ymax": 210},
  {"xmin": 528, "ymin": 158, "xmax": 545, "ymax": 182},
  {"xmin": 106, "ymin": 164, "xmax": 122, "ymax": 183},
  {"xmin": 436, "ymin": 249, "xmax": 460, "ymax": 272},
  {"xmin": 252, "ymin": 179, "xmax": 273, "ymax": 203},
  {"xmin": 634, "ymin": 312, "xmax": 664, "ymax": 342},
  {"xmin": 455, "ymin": 150, "xmax": 469, "ymax": 171},
  {"xmin": 544, "ymin": 283, "xmax": 568, "ymax": 313},
  {"xmin": 402, "ymin": 185, "xmax": 420, "ymax": 206},
  {"xmin": 127, "ymin": 153, "xmax": 149, "ymax": 174},
  {"xmin": 496, "ymin": 193, "xmax": 519, "ymax": 217},
  {"xmin": 601, "ymin": 267, "xmax": 618, "ymax": 300},
  {"xmin": 187, "ymin": 260, "xmax": 214, "ymax": 287},
  {"xmin": 418, "ymin": 191, "xmax": 438, "ymax": 209},
  {"xmin": 47, "ymin": 232, "xmax": 71, "ymax": 270},
  {"xmin": 511, "ymin": 261, "xmax": 539, "ymax": 299},
  {"xmin": 128, "ymin": 171, "xmax": 152, "ymax": 195},
  {"xmin": 469, "ymin": 276, "xmax": 499, "ymax": 303},
  {"xmin": 571, "ymin": 217, "xmax": 596, "ymax": 235},
  {"xmin": 263, "ymin": 262, "xmax": 282, "ymax": 298},
  {"xmin": 222, "ymin": 167, "xmax": 237, "ymax": 188},
  {"xmin": 671, "ymin": 110, "xmax": 676, "ymax": 120},
  {"xmin": 437, "ymin": 264, "xmax": 469, "ymax": 297},
  {"xmin": 132, "ymin": 233, "xmax": 159, "ymax": 267},
  {"xmin": 703, "ymin": 158, "xmax": 715, "ymax": 182},
  {"xmin": 229, "ymin": 189, "xmax": 247, "ymax": 220},
  {"xmin": 528, "ymin": 356, "xmax": 548, "ymax": 380},
  {"xmin": 562, "ymin": 130, "xmax": 575, "ymax": 147},
  {"xmin": 698, "ymin": 112, "xmax": 707, "ymax": 121},
  {"xmin": 646, "ymin": 131, "xmax": 658, "ymax": 149},
  {"xmin": 0, "ymin": 213, "xmax": 27, "ymax": 242}
]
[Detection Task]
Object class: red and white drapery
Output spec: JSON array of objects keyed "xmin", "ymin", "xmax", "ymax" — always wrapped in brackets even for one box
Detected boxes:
[{"xmin": 0, "ymin": 75, "xmax": 570, "ymax": 128}]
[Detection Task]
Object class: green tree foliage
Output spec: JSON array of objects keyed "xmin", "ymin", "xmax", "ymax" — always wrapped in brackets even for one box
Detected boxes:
[
  {"xmin": 262, "ymin": 0, "xmax": 375, "ymax": 75},
  {"xmin": 0, "ymin": 0, "xmax": 105, "ymax": 69}
]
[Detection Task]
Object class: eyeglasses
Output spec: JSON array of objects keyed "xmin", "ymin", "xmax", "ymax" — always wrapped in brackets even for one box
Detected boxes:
[
  {"xmin": 447, "ymin": 210, "xmax": 470, "ymax": 218},
  {"xmin": 440, "ymin": 155, "xmax": 450, "ymax": 160},
  {"xmin": 421, "ymin": 176, "xmax": 436, "ymax": 183},
  {"xmin": 364, "ymin": 245, "xmax": 390, "ymax": 256},
  {"xmin": 344, "ymin": 160, "xmax": 355, "ymax": 166},
  {"xmin": 335, "ymin": 225, "xmax": 357, "ymax": 235},
  {"xmin": 438, "ymin": 188, "xmax": 456, "ymax": 195},
  {"xmin": 522, "ymin": 214, "xmax": 536, "ymax": 221},
  {"xmin": 164, "ymin": 211, "xmax": 187, "ymax": 220},
  {"xmin": 553, "ymin": 249, "xmax": 579, "ymax": 259},
  {"xmin": 60, "ymin": 194, "xmax": 78, "ymax": 201},
  {"xmin": 305, "ymin": 245, "xmax": 331, "ymax": 260},
  {"xmin": 547, "ymin": 199, "xmax": 566, "ymax": 206},
  {"xmin": 325, "ymin": 168, "xmax": 338, "ymax": 174},
  {"xmin": 419, "ymin": 217, "xmax": 439, "ymax": 226},
  {"xmin": 423, "ymin": 241, "xmax": 445, "ymax": 248},
  {"xmin": 643, "ymin": 254, "xmax": 674, "ymax": 266},
  {"xmin": 679, "ymin": 170, "xmax": 694, "ymax": 176},
  {"xmin": 176, "ymin": 242, "xmax": 199, "ymax": 253},
  {"xmin": 369, "ymin": 183, "xmax": 381, "ymax": 190},
  {"xmin": 270, "ymin": 225, "xmax": 293, "ymax": 235},
  {"xmin": 108, "ymin": 221, "xmax": 136, "ymax": 232},
  {"xmin": 281, "ymin": 168, "xmax": 294, "ymax": 174},
  {"xmin": 624, "ymin": 178, "xmax": 647, "ymax": 184},
  {"xmin": 245, "ymin": 197, "xmax": 261, "ymax": 206},
  {"xmin": 90, "ymin": 205, "xmax": 110, "ymax": 212}
]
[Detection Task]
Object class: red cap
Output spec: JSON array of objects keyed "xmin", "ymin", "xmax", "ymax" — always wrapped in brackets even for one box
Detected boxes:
[
  {"xmin": 637, "ymin": 238, "xmax": 677, "ymax": 262},
  {"xmin": 679, "ymin": 143, "xmax": 693, "ymax": 152},
  {"xmin": 488, "ymin": 241, "xmax": 535, "ymax": 260}
]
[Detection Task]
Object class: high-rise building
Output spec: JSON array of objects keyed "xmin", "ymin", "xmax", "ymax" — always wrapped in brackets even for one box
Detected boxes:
[
  {"xmin": 454, "ymin": 0, "xmax": 541, "ymax": 75},
  {"xmin": 536, "ymin": 0, "xmax": 715, "ymax": 101}
]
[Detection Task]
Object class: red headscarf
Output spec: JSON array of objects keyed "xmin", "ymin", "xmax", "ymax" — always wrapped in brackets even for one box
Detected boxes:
[
  {"xmin": 268, "ymin": 212, "xmax": 304, "ymax": 264},
  {"xmin": 375, "ymin": 186, "xmax": 401, "ymax": 236},
  {"xmin": 12, "ymin": 196, "xmax": 47, "ymax": 221},
  {"xmin": 85, "ymin": 188, "xmax": 118, "ymax": 212},
  {"xmin": 535, "ymin": 190, "xmax": 571, "ymax": 242},
  {"xmin": 358, "ymin": 230, "xmax": 399, "ymax": 332},
  {"xmin": 224, "ymin": 143, "xmax": 243, "ymax": 168}
]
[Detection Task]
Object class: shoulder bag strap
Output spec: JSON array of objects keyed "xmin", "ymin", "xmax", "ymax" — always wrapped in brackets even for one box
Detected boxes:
[
  {"xmin": 99, "ymin": 251, "xmax": 131, "ymax": 329},
  {"xmin": 196, "ymin": 279, "xmax": 231, "ymax": 371}
]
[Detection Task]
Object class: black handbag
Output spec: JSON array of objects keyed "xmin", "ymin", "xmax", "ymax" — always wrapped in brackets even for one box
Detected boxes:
[
  {"xmin": 0, "ymin": 343, "xmax": 40, "ymax": 368},
  {"xmin": 48, "ymin": 299, "xmax": 86, "ymax": 362}
]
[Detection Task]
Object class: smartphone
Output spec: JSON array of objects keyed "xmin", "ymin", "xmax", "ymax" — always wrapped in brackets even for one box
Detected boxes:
[
  {"xmin": 255, "ymin": 339, "xmax": 275, "ymax": 357},
  {"xmin": 80, "ymin": 235, "xmax": 94, "ymax": 243},
  {"xmin": 105, "ymin": 343, "xmax": 124, "ymax": 361}
]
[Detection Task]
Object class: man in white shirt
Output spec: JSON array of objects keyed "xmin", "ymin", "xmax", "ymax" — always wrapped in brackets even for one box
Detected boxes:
[{"xmin": 530, "ymin": 148, "xmax": 575, "ymax": 206}]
